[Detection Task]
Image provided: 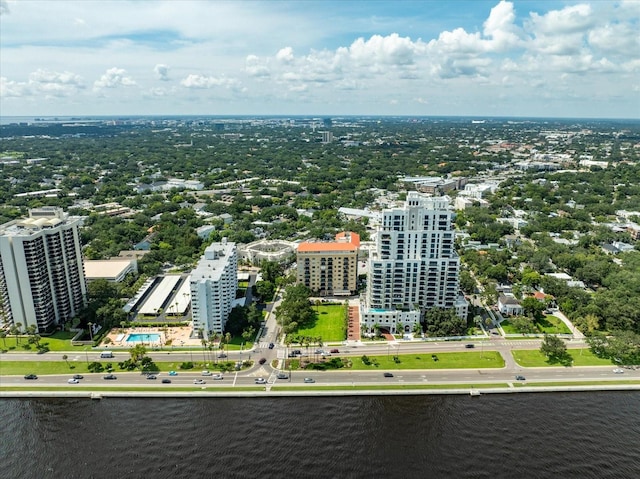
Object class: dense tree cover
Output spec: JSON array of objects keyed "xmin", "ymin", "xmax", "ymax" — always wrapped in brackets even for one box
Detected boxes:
[
  {"xmin": 275, "ymin": 284, "xmax": 315, "ymax": 334},
  {"xmin": 539, "ymin": 334, "xmax": 570, "ymax": 364},
  {"xmin": 224, "ymin": 303, "xmax": 263, "ymax": 340},
  {"xmin": 587, "ymin": 331, "xmax": 640, "ymax": 365},
  {"xmin": 421, "ymin": 308, "xmax": 467, "ymax": 337}
]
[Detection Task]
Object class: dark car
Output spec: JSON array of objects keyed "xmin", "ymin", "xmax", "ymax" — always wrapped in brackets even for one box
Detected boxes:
[
  {"xmin": 162, "ymin": 379, "xmax": 172, "ymax": 384},
  {"xmin": 146, "ymin": 375, "xmax": 157, "ymax": 380},
  {"xmin": 515, "ymin": 375, "xmax": 526, "ymax": 381},
  {"xmin": 218, "ymin": 353, "xmax": 227, "ymax": 358},
  {"xmin": 465, "ymin": 344, "xmax": 475, "ymax": 348},
  {"xmin": 72, "ymin": 374, "xmax": 84, "ymax": 380},
  {"xmin": 330, "ymin": 349, "xmax": 340, "ymax": 353},
  {"xmin": 383, "ymin": 372, "xmax": 394, "ymax": 378},
  {"xmin": 268, "ymin": 343, "xmax": 275, "ymax": 349},
  {"xmin": 258, "ymin": 358, "xmax": 267, "ymax": 365},
  {"xmin": 103, "ymin": 374, "xmax": 117, "ymax": 380},
  {"xmin": 24, "ymin": 374, "xmax": 38, "ymax": 380}
]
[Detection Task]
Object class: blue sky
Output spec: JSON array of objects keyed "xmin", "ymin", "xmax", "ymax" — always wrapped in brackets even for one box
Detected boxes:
[{"xmin": 1, "ymin": 0, "xmax": 638, "ymax": 118}]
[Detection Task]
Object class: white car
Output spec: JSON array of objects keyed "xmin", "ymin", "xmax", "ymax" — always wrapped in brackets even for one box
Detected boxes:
[
  {"xmin": 193, "ymin": 379, "xmax": 206, "ymax": 385},
  {"xmin": 212, "ymin": 374, "xmax": 224, "ymax": 380},
  {"xmin": 613, "ymin": 368, "xmax": 624, "ymax": 374},
  {"xmin": 67, "ymin": 378, "xmax": 79, "ymax": 384},
  {"xmin": 254, "ymin": 377, "xmax": 267, "ymax": 384},
  {"xmin": 201, "ymin": 370, "xmax": 213, "ymax": 376}
]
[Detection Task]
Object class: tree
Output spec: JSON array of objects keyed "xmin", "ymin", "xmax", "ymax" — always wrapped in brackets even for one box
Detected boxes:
[
  {"xmin": 510, "ymin": 315, "xmax": 537, "ymax": 334},
  {"xmin": 540, "ymin": 334, "xmax": 570, "ymax": 364},
  {"xmin": 62, "ymin": 354, "xmax": 69, "ymax": 368},
  {"xmin": 0, "ymin": 330, "xmax": 6, "ymax": 349},
  {"xmin": 521, "ymin": 297, "xmax": 545, "ymax": 319},
  {"xmin": 421, "ymin": 308, "xmax": 466, "ymax": 337}
]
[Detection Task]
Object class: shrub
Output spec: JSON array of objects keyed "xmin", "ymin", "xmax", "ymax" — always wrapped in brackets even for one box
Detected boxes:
[
  {"xmin": 179, "ymin": 361, "xmax": 194, "ymax": 370},
  {"xmin": 361, "ymin": 355, "xmax": 371, "ymax": 365}
]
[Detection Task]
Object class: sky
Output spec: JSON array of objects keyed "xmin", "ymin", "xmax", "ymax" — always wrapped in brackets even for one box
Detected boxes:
[{"xmin": 1, "ymin": 0, "xmax": 639, "ymax": 119}]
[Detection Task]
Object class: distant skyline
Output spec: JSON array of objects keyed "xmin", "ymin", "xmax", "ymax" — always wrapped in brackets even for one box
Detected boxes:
[{"xmin": 1, "ymin": 1, "xmax": 638, "ymax": 119}]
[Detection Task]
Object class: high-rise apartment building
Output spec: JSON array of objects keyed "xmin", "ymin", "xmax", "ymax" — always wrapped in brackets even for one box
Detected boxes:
[
  {"xmin": 297, "ymin": 232, "xmax": 359, "ymax": 296},
  {"xmin": 360, "ymin": 192, "xmax": 467, "ymax": 334},
  {"xmin": 190, "ymin": 239, "xmax": 237, "ymax": 337},
  {"xmin": 0, "ymin": 207, "xmax": 87, "ymax": 333}
]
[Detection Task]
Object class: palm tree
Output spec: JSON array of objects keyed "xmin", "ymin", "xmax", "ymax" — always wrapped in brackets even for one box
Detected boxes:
[
  {"xmin": 11, "ymin": 322, "xmax": 22, "ymax": 344},
  {"xmin": 225, "ymin": 332, "xmax": 231, "ymax": 358},
  {"xmin": 62, "ymin": 354, "xmax": 69, "ymax": 368}
]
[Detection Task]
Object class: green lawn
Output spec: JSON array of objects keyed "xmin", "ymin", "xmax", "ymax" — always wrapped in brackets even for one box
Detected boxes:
[
  {"xmin": 536, "ymin": 315, "xmax": 571, "ymax": 334},
  {"xmin": 0, "ymin": 360, "xmax": 250, "ymax": 376},
  {"xmin": 296, "ymin": 304, "xmax": 346, "ymax": 342},
  {"xmin": 512, "ymin": 349, "xmax": 614, "ymax": 367},
  {"xmin": 272, "ymin": 383, "xmax": 509, "ymax": 391},
  {"xmin": 349, "ymin": 351, "xmax": 504, "ymax": 370},
  {"xmin": 0, "ymin": 331, "xmax": 80, "ymax": 352},
  {"xmin": 501, "ymin": 317, "xmax": 571, "ymax": 335}
]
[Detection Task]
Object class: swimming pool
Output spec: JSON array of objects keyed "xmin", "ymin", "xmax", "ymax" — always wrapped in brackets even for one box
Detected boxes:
[{"xmin": 126, "ymin": 333, "xmax": 161, "ymax": 343}]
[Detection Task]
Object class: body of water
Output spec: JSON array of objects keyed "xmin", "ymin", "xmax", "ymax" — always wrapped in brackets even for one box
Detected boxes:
[{"xmin": 1, "ymin": 392, "xmax": 638, "ymax": 478}]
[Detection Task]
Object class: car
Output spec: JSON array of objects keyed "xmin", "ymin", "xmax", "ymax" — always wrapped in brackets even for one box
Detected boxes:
[
  {"xmin": 258, "ymin": 358, "xmax": 267, "ymax": 365},
  {"xmin": 193, "ymin": 379, "xmax": 206, "ymax": 385},
  {"xmin": 383, "ymin": 372, "xmax": 394, "ymax": 378},
  {"xmin": 212, "ymin": 374, "xmax": 224, "ymax": 380},
  {"xmin": 465, "ymin": 344, "xmax": 475, "ymax": 349},
  {"xmin": 613, "ymin": 368, "xmax": 625, "ymax": 374},
  {"xmin": 268, "ymin": 343, "xmax": 275, "ymax": 349},
  {"xmin": 168, "ymin": 370, "xmax": 178, "ymax": 376},
  {"xmin": 515, "ymin": 375, "xmax": 526, "ymax": 381},
  {"xmin": 303, "ymin": 377, "xmax": 315, "ymax": 383},
  {"xmin": 330, "ymin": 349, "xmax": 340, "ymax": 354},
  {"xmin": 218, "ymin": 353, "xmax": 227, "ymax": 358},
  {"xmin": 103, "ymin": 374, "xmax": 117, "ymax": 380},
  {"xmin": 146, "ymin": 375, "xmax": 157, "ymax": 380},
  {"xmin": 24, "ymin": 374, "xmax": 38, "ymax": 380},
  {"xmin": 254, "ymin": 378, "xmax": 267, "ymax": 384},
  {"xmin": 201, "ymin": 370, "xmax": 213, "ymax": 376},
  {"xmin": 67, "ymin": 378, "xmax": 79, "ymax": 384},
  {"xmin": 161, "ymin": 379, "xmax": 172, "ymax": 384},
  {"xmin": 276, "ymin": 373, "xmax": 288, "ymax": 380},
  {"xmin": 72, "ymin": 374, "xmax": 84, "ymax": 380}
]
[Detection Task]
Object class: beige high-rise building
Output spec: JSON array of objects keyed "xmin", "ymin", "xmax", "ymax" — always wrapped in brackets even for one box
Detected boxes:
[
  {"xmin": 297, "ymin": 232, "xmax": 359, "ymax": 296},
  {"xmin": 0, "ymin": 207, "xmax": 87, "ymax": 333}
]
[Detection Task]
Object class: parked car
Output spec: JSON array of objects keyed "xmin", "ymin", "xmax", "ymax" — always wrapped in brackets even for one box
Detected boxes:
[
  {"xmin": 303, "ymin": 377, "xmax": 315, "ymax": 383},
  {"xmin": 383, "ymin": 372, "xmax": 394, "ymax": 378},
  {"xmin": 515, "ymin": 375, "xmax": 526, "ymax": 381},
  {"xmin": 254, "ymin": 378, "xmax": 267, "ymax": 384},
  {"xmin": 276, "ymin": 373, "xmax": 288, "ymax": 380},
  {"xmin": 24, "ymin": 374, "xmax": 38, "ymax": 380},
  {"xmin": 162, "ymin": 379, "xmax": 172, "ymax": 384},
  {"xmin": 258, "ymin": 358, "xmax": 267, "ymax": 365},
  {"xmin": 67, "ymin": 378, "xmax": 79, "ymax": 384},
  {"xmin": 72, "ymin": 374, "xmax": 84, "ymax": 380},
  {"xmin": 193, "ymin": 379, "xmax": 206, "ymax": 385},
  {"xmin": 103, "ymin": 374, "xmax": 117, "ymax": 380}
]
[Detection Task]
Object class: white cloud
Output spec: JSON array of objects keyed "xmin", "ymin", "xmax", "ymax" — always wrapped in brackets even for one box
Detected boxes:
[
  {"xmin": 483, "ymin": 1, "xmax": 522, "ymax": 51},
  {"xmin": 93, "ymin": 67, "xmax": 137, "ymax": 89},
  {"xmin": 0, "ymin": 76, "xmax": 29, "ymax": 97},
  {"xmin": 276, "ymin": 47, "xmax": 294, "ymax": 64},
  {"xmin": 180, "ymin": 74, "xmax": 239, "ymax": 89},
  {"xmin": 245, "ymin": 55, "xmax": 270, "ymax": 77},
  {"xmin": 154, "ymin": 64, "xmax": 170, "ymax": 81},
  {"xmin": 29, "ymin": 69, "xmax": 85, "ymax": 97}
]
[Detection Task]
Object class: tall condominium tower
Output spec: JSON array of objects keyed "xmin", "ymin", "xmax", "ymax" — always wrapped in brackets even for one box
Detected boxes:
[
  {"xmin": 360, "ymin": 192, "xmax": 467, "ymax": 334},
  {"xmin": 0, "ymin": 207, "xmax": 87, "ymax": 333},
  {"xmin": 190, "ymin": 239, "xmax": 237, "ymax": 337}
]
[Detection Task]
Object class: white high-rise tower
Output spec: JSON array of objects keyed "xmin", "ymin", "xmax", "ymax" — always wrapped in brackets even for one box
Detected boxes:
[
  {"xmin": 0, "ymin": 207, "xmax": 87, "ymax": 333},
  {"xmin": 360, "ymin": 192, "xmax": 467, "ymax": 334}
]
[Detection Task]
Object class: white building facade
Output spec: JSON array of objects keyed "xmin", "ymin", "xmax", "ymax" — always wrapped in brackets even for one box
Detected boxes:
[
  {"xmin": 190, "ymin": 240, "xmax": 237, "ymax": 337},
  {"xmin": 0, "ymin": 207, "xmax": 87, "ymax": 333},
  {"xmin": 360, "ymin": 193, "xmax": 467, "ymax": 334}
]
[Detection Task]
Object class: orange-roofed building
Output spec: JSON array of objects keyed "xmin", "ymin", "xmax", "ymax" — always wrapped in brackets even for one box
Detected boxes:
[{"xmin": 296, "ymin": 232, "xmax": 359, "ymax": 296}]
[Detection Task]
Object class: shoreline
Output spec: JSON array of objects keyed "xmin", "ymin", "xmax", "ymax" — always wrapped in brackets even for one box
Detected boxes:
[{"xmin": 2, "ymin": 383, "xmax": 640, "ymax": 399}]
